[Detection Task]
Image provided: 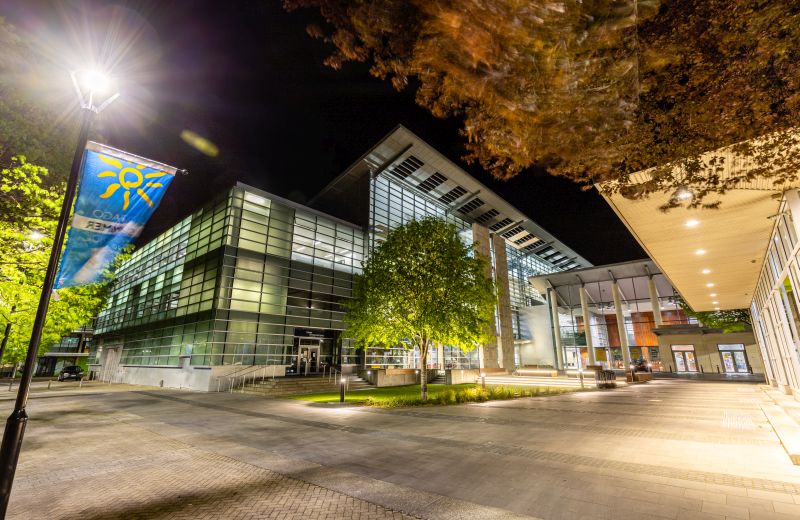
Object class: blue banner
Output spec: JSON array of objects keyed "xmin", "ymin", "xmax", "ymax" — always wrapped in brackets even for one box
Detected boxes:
[{"xmin": 55, "ymin": 142, "xmax": 177, "ymax": 288}]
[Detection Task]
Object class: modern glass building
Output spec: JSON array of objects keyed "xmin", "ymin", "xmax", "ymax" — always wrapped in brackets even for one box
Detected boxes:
[
  {"xmin": 92, "ymin": 126, "xmax": 591, "ymax": 390},
  {"xmin": 530, "ymin": 260, "xmax": 764, "ymax": 375}
]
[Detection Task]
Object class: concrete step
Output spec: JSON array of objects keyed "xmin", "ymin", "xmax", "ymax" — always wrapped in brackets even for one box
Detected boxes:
[{"xmin": 240, "ymin": 375, "xmax": 372, "ymax": 397}]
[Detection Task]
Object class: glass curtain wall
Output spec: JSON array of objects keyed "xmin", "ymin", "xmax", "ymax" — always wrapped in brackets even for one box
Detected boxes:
[
  {"xmin": 94, "ymin": 186, "xmax": 365, "ymax": 369},
  {"xmin": 553, "ymin": 274, "xmax": 688, "ymax": 370},
  {"xmin": 752, "ymin": 203, "xmax": 800, "ymax": 393}
]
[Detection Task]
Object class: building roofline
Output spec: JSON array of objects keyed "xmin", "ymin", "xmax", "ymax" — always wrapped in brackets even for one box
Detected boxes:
[
  {"xmin": 235, "ymin": 182, "xmax": 363, "ymax": 230},
  {"xmin": 312, "ymin": 124, "xmax": 591, "ymax": 268}
]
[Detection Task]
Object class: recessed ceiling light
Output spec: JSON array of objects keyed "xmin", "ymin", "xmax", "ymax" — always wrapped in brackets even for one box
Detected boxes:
[
  {"xmin": 710, "ymin": 293, "xmax": 717, "ymax": 297},
  {"xmin": 695, "ymin": 249, "xmax": 706, "ymax": 255},
  {"xmin": 714, "ymin": 307, "xmax": 720, "ymax": 311},
  {"xmin": 706, "ymin": 283, "xmax": 714, "ymax": 287},
  {"xmin": 686, "ymin": 219, "xmax": 700, "ymax": 228},
  {"xmin": 712, "ymin": 301, "xmax": 719, "ymax": 304},
  {"xmin": 701, "ymin": 269, "xmax": 711, "ymax": 274}
]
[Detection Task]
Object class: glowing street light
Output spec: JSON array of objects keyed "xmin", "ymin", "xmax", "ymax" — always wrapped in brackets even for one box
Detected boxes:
[
  {"xmin": 0, "ymin": 67, "xmax": 119, "ymax": 513},
  {"xmin": 80, "ymin": 69, "xmax": 111, "ymax": 94},
  {"xmin": 27, "ymin": 231, "xmax": 43, "ymax": 241},
  {"xmin": 674, "ymin": 186, "xmax": 694, "ymax": 201}
]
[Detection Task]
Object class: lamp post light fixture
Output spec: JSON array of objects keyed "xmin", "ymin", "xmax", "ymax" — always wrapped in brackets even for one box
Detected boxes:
[
  {"xmin": 674, "ymin": 185, "xmax": 694, "ymax": 201},
  {"xmin": 0, "ymin": 68, "xmax": 119, "ymax": 515}
]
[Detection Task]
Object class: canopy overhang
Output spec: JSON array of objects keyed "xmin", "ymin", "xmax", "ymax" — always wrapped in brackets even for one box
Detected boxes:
[{"xmin": 598, "ymin": 135, "xmax": 799, "ymax": 312}]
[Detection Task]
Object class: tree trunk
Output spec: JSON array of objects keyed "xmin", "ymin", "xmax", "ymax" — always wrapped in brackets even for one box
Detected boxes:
[{"xmin": 420, "ymin": 338, "xmax": 428, "ymax": 402}]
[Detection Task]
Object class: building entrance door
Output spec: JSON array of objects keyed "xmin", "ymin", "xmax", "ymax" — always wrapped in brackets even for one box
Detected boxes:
[
  {"xmin": 298, "ymin": 340, "xmax": 321, "ymax": 376},
  {"xmin": 671, "ymin": 345, "xmax": 697, "ymax": 372},
  {"xmin": 718, "ymin": 344, "xmax": 750, "ymax": 373}
]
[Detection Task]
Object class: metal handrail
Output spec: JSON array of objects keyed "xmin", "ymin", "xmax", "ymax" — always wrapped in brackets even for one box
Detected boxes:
[{"xmin": 216, "ymin": 364, "xmax": 275, "ymax": 393}]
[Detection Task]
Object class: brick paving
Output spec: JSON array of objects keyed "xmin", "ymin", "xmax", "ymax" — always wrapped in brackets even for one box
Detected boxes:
[
  {"xmin": 8, "ymin": 401, "xmax": 416, "ymax": 520},
  {"xmin": 5, "ymin": 379, "xmax": 800, "ymax": 519}
]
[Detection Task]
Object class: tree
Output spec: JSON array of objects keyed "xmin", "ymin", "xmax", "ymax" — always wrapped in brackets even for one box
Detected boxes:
[
  {"xmin": 0, "ymin": 156, "xmax": 118, "ymax": 365},
  {"xmin": 344, "ymin": 217, "xmax": 496, "ymax": 401},
  {"xmin": 676, "ymin": 296, "xmax": 751, "ymax": 333},
  {"xmin": 284, "ymin": 0, "xmax": 800, "ymax": 208}
]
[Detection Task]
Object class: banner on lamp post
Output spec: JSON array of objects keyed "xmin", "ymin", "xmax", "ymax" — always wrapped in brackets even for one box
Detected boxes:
[{"xmin": 55, "ymin": 141, "xmax": 179, "ymax": 288}]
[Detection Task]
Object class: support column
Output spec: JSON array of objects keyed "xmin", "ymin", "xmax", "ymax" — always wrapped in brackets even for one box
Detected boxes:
[
  {"xmin": 472, "ymin": 223, "xmax": 499, "ymax": 368},
  {"xmin": 647, "ymin": 276, "xmax": 663, "ymax": 327},
  {"xmin": 549, "ymin": 288, "xmax": 564, "ymax": 370},
  {"xmin": 612, "ymin": 281, "xmax": 632, "ymax": 366},
  {"xmin": 491, "ymin": 234, "xmax": 515, "ymax": 372},
  {"xmin": 579, "ymin": 286, "xmax": 596, "ymax": 366}
]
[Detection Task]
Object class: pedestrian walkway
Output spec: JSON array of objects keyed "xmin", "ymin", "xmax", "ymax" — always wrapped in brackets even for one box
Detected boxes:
[{"xmin": 5, "ymin": 379, "xmax": 800, "ymax": 519}]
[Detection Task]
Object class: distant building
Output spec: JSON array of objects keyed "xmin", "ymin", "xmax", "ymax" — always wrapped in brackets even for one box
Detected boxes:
[
  {"xmin": 529, "ymin": 260, "xmax": 764, "ymax": 377},
  {"xmin": 36, "ymin": 323, "xmax": 93, "ymax": 377},
  {"xmin": 91, "ymin": 126, "xmax": 590, "ymax": 390}
]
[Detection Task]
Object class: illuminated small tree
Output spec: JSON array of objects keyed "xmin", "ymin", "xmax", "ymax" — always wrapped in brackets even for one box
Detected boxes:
[{"xmin": 344, "ymin": 218, "xmax": 496, "ymax": 401}]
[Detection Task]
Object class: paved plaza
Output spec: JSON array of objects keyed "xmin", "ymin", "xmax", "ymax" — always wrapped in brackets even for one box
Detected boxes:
[{"xmin": 4, "ymin": 380, "xmax": 800, "ymax": 519}]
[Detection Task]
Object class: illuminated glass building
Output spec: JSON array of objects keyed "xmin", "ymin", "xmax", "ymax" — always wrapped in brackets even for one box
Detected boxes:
[
  {"xmin": 530, "ymin": 260, "xmax": 764, "ymax": 376},
  {"xmin": 92, "ymin": 126, "xmax": 590, "ymax": 390}
]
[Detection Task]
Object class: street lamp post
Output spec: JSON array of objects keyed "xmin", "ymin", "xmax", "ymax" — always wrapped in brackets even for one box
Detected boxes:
[{"xmin": 0, "ymin": 70, "xmax": 117, "ymax": 515}]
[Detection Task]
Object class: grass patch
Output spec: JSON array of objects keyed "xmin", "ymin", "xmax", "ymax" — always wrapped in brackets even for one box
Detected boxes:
[{"xmin": 286, "ymin": 383, "xmax": 582, "ymax": 407}]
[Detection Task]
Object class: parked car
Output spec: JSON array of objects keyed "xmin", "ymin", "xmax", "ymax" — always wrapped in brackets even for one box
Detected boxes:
[{"xmin": 57, "ymin": 365, "xmax": 84, "ymax": 382}]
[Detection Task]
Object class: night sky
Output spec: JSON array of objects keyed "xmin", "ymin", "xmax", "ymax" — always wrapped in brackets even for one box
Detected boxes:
[{"xmin": 3, "ymin": 0, "xmax": 645, "ymax": 265}]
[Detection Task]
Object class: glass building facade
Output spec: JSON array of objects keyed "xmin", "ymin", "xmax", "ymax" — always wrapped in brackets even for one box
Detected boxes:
[
  {"xmin": 93, "ymin": 126, "xmax": 591, "ymax": 388},
  {"xmin": 534, "ymin": 266, "xmax": 693, "ymax": 370},
  {"xmin": 94, "ymin": 185, "xmax": 364, "ymax": 374},
  {"xmin": 751, "ymin": 196, "xmax": 800, "ymax": 394}
]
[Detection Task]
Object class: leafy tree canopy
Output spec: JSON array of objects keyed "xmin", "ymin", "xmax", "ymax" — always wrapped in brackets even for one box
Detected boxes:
[
  {"xmin": 344, "ymin": 217, "xmax": 496, "ymax": 400},
  {"xmin": 676, "ymin": 296, "xmax": 751, "ymax": 333},
  {"xmin": 0, "ymin": 156, "xmax": 121, "ymax": 365},
  {"xmin": 284, "ymin": 0, "xmax": 800, "ymax": 208}
]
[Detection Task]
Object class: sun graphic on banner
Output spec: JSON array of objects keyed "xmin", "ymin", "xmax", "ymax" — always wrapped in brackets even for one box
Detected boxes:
[{"xmin": 96, "ymin": 154, "xmax": 167, "ymax": 211}]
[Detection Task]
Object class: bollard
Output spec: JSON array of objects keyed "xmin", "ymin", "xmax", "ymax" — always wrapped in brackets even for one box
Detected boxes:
[
  {"xmin": 79, "ymin": 379, "xmax": 83, "ymax": 389},
  {"xmin": 339, "ymin": 377, "xmax": 346, "ymax": 403},
  {"xmin": 480, "ymin": 374, "xmax": 486, "ymax": 390},
  {"xmin": 47, "ymin": 380, "xmax": 52, "ymax": 390},
  {"xmin": 578, "ymin": 369, "xmax": 584, "ymax": 389}
]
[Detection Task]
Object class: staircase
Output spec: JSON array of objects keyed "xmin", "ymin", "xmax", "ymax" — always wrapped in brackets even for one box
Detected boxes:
[
  {"xmin": 429, "ymin": 371, "xmax": 446, "ymax": 385},
  {"xmin": 241, "ymin": 374, "xmax": 372, "ymax": 397}
]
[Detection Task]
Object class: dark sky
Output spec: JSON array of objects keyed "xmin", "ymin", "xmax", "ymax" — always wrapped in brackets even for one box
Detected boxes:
[{"xmin": 3, "ymin": 0, "xmax": 645, "ymax": 265}]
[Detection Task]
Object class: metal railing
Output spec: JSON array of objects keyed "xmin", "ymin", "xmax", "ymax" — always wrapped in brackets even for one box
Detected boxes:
[{"xmin": 216, "ymin": 364, "xmax": 282, "ymax": 393}]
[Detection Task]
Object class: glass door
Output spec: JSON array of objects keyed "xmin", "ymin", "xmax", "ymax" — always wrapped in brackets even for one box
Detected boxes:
[
  {"xmin": 671, "ymin": 345, "xmax": 697, "ymax": 372},
  {"xmin": 673, "ymin": 352, "xmax": 687, "ymax": 372},
  {"xmin": 718, "ymin": 344, "xmax": 749, "ymax": 373},
  {"xmin": 298, "ymin": 339, "xmax": 321, "ymax": 375},
  {"xmin": 564, "ymin": 347, "xmax": 581, "ymax": 369}
]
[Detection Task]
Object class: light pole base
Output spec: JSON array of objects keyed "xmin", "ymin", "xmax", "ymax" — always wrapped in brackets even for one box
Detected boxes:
[{"xmin": 0, "ymin": 408, "xmax": 29, "ymax": 516}]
